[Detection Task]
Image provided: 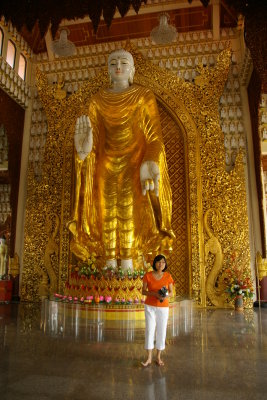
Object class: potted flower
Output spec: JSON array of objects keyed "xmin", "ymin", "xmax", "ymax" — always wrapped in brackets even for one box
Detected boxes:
[
  {"xmin": 225, "ymin": 252, "xmax": 254, "ymax": 311},
  {"xmin": 116, "ymin": 267, "xmax": 125, "ymax": 280}
]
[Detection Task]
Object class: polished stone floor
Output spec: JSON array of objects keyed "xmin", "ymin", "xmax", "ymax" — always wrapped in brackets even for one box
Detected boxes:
[{"xmin": 0, "ymin": 301, "xmax": 266, "ymax": 400}]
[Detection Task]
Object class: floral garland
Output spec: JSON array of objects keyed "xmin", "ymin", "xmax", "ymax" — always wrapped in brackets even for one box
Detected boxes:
[{"xmin": 54, "ymin": 293, "xmax": 144, "ymax": 305}]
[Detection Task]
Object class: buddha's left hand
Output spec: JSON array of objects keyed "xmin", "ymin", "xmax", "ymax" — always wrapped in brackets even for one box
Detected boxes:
[{"xmin": 140, "ymin": 161, "xmax": 160, "ymax": 196}]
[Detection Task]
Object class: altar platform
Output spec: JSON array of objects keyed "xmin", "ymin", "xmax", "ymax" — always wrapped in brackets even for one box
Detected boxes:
[{"xmin": 41, "ymin": 298, "xmax": 195, "ymax": 342}]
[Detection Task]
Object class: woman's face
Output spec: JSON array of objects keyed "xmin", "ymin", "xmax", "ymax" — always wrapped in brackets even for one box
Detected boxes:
[
  {"xmin": 108, "ymin": 54, "xmax": 133, "ymax": 84},
  {"xmin": 155, "ymin": 258, "xmax": 166, "ymax": 272}
]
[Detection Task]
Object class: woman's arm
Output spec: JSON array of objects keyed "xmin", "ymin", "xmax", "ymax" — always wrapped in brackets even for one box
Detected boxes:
[{"xmin": 142, "ymin": 280, "xmax": 162, "ymax": 299}]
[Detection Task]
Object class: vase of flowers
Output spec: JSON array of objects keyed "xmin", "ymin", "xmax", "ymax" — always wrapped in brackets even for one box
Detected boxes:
[
  {"xmin": 234, "ymin": 294, "xmax": 244, "ymax": 311},
  {"xmin": 225, "ymin": 252, "xmax": 254, "ymax": 311}
]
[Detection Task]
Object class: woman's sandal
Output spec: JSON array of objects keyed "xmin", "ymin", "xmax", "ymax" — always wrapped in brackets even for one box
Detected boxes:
[{"xmin": 141, "ymin": 360, "xmax": 152, "ymax": 367}]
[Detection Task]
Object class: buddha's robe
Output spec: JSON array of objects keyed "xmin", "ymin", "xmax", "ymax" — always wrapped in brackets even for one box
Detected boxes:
[{"xmin": 68, "ymin": 85, "xmax": 174, "ymax": 263}]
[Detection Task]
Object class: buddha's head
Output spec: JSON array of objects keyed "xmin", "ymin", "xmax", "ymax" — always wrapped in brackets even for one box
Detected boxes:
[{"xmin": 108, "ymin": 49, "xmax": 135, "ymax": 86}]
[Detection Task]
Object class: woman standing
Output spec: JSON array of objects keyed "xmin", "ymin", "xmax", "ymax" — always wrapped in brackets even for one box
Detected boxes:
[{"xmin": 141, "ymin": 254, "xmax": 174, "ymax": 366}]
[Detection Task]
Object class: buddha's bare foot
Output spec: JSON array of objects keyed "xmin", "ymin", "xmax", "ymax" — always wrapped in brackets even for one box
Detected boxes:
[
  {"xmin": 121, "ymin": 259, "xmax": 133, "ymax": 271},
  {"xmin": 156, "ymin": 359, "xmax": 164, "ymax": 366},
  {"xmin": 141, "ymin": 359, "xmax": 152, "ymax": 367},
  {"xmin": 106, "ymin": 259, "xmax": 117, "ymax": 268}
]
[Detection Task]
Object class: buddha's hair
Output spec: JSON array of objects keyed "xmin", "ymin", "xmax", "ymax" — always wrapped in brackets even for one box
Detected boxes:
[{"xmin": 108, "ymin": 49, "xmax": 134, "ymax": 66}]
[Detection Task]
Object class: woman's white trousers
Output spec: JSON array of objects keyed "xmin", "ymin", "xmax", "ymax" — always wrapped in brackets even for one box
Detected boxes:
[{"xmin": 144, "ymin": 304, "xmax": 169, "ymax": 351}]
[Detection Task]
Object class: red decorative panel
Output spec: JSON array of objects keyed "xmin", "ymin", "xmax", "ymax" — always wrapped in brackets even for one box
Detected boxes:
[
  {"xmin": 65, "ymin": 6, "xmax": 212, "ymax": 46},
  {"xmin": 20, "ymin": 22, "xmax": 47, "ymax": 54},
  {"xmin": 0, "ymin": 88, "xmax": 25, "ymax": 256},
  {"xmin": 262, "ymin": 155, "xmax": 267, "ymax": 172},
  {"xmin": 174, "ymin": 5, "xmax": 211, "ymax": 32}
]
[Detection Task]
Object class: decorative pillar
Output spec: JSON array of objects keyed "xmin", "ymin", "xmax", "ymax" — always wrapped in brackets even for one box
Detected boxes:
[{"xmin": 254, "ymin": 252, "xmax": 267, "ymax": 308}]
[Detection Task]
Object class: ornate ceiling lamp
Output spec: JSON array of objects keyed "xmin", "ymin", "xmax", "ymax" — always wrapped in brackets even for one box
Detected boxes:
[
  {"xmin": 150, "ymin": 13, "xmax": 177, "ymax": 45},
  {"xmin": 50, "ymin": 29, "xmax": 76, "ymax": 57}
]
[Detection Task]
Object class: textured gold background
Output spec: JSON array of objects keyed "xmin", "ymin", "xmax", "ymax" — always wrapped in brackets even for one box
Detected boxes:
[{"xmin": 158, "ymin": 104, "xmax": 189, "ymax": 296}]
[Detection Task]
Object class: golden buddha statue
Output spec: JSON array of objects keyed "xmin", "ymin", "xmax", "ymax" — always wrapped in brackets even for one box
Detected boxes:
[{"xmin": 68, "ymin": 49, "xmax": 174, "ymax": 270}]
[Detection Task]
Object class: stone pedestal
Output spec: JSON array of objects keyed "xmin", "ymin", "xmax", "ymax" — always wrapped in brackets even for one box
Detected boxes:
[{"xmin": 0, "ymin": 280, "xmax": 13, "ymax": 303}]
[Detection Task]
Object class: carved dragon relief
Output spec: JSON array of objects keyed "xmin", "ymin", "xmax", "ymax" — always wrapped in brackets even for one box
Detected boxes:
[
  {"xmin": 204, "ymin": 208, "xmax": 229, "ymax": 307},
  {"xmin": 38, "ymin": 213, "xmax": 60, "ymax": 298}
]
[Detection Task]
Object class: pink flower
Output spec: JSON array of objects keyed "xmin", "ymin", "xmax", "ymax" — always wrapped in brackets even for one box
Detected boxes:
[
  {"xmin": 86, "ymin": 295, "xmax": 94, "ymax": 300},
  {"xmin": 134, "ymin": 298, "xmax": 139, "ymax": 304},
  {"xmin": 99, "ymin": 296, "xmax": 104, "ymax": 302},
  {"xmin": 80, "ymin": 297, "xmax": 84, "ymax": 302},
  {"xmin": 105, "ymin": 296, "xmax": 112, "ymax": 303},
  {"xmin": 121, "ymin": 298, "xmax": 125, "ymax": 303}
]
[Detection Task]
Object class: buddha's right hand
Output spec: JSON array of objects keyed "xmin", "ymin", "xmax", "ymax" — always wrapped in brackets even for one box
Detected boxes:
[{"xmin": 74, "ymin": 115, "xmax": 93, "ymax": 161}]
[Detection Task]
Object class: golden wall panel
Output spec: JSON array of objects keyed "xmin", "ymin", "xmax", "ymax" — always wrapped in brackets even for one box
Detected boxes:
[{"xmin": 158, "ymin": 104, "xmax": 189, "ymax": 296}]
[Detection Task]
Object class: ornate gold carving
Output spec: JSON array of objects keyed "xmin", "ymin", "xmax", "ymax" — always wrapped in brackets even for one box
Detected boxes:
[
  {"xmin": 204, "ymin": 209, "xmax": 229, "ymax": 307},
  {"xmin": 43, "ymin": 213, "xmax": 60, "ymax": 294},
  {"xmin": 21, "ymin": 46, "xmax": 252, "ymax": 307}
]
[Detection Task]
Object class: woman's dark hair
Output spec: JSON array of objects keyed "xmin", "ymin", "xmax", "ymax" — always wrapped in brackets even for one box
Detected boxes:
[{"xmin": 152, "ymin": 254, "xmax": 167, "ymax": 272}]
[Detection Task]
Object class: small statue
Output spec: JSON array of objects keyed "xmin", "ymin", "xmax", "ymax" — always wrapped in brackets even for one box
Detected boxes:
[
  {"xmin": 0, "ymin": 236, "xmax": 8, "ymax": 278},
  {"xmin": 9, "ymin": 253, "xmax": 20, "ymax": 277},
  {"xmin": 54, "ymin": 76, "xmax": 67, "ymax": 100}
]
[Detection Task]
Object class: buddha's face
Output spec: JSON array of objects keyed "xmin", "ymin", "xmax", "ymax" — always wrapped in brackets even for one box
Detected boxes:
[{"xmin": 108, "ymin": 51, "xmax": 135, "ymax": 84}]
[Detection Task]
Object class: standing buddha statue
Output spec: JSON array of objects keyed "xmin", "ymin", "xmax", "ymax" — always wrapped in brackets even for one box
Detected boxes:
[{"xmin": 68, "ymin": 49, "xmax": 175, "ymax": 270}]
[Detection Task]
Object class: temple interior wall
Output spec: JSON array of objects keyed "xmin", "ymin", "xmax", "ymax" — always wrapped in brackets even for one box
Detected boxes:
[{"xmin": 0, "ymin": 18, "xmax": 263, "ymax": 297}]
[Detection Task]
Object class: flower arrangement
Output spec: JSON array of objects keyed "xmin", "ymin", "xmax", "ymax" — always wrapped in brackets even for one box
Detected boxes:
[
  {"xmin": 224, "ymin": 252, "xmax": 254, "ymax": 300},
  {"xmin": 77, "ymin": 253, "xmax": 98, "ymax": 278},
  {"xmin": 65, "ymin": 255, "xmax": 150, "ymax": 305},
  {"xmin": 72, "ymin": 257, "xmax": 147, "ymax": 281},
  {"xmin": 53, "ymin": 293, "xmax": 141, "ymax": 305}
]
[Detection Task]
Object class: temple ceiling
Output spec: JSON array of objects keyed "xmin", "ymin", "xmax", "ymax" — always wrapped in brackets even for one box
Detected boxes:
[{"xmin": 0, "ymin": 0, "xmax": 238, "ymax": 54}]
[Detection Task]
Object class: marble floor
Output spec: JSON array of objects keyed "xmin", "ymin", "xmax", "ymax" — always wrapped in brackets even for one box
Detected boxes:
[{"xmin": 0, "ymin": 301, "xmax": 266, "ymax": 400}]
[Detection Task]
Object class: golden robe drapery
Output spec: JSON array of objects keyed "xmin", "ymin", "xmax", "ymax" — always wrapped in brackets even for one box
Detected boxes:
[{"xmin": 68, "ymin": 85, "xmax": 174, "ymax": 264}]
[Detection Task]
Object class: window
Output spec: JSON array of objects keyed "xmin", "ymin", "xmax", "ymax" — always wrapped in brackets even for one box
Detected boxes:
[
  {"xmin": 18, "ymin": 54, "xmax": 27, "ymax": 80},
  {"xmin": 0, "ymin": 28, "xmax": 3, "ymax": 55},
  {"xmin": 6, "ymin": 40, "xmax": 16, "ymax": 68}
]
